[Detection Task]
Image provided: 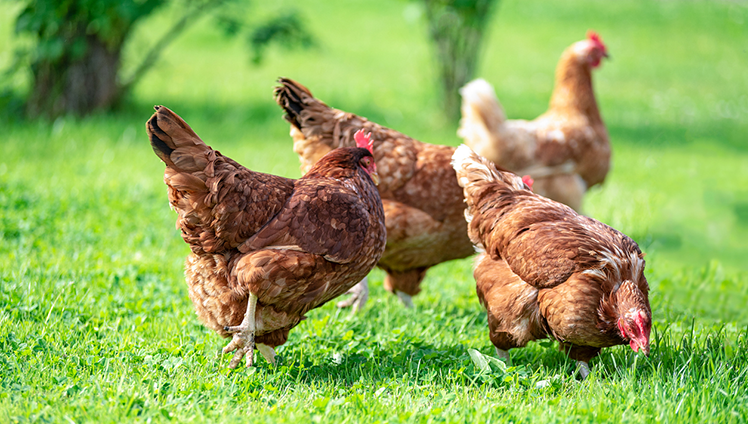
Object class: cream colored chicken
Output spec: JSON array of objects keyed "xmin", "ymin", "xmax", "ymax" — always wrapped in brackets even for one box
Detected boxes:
[{"xmin": 458, "ymin": 32, "xmax": 611, "ymax": 212}]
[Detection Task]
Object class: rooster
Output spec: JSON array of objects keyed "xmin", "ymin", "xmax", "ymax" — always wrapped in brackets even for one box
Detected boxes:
[
  {"xmin": 452, "ymin": 145, "xmax": 651, "ymax": 379},
  {"xmin": 274, "ymin": 78, "xmax": 475, "ymax": 309},
  {"xmin": 458, "ymin": 31, "xmax": 611, "ymax": 212},
  {"xmin": 147, "ymin": 106, "xmax": 386, "ymax": 368}
]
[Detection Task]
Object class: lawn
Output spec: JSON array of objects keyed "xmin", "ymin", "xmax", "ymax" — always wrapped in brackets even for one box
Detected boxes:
[{"xmin": 1, "ymin": 0, "xmax": 748, "ymax": 422}]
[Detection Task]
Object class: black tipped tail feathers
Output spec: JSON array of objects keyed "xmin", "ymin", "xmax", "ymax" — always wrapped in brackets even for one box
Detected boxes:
[
  {"xmin": 147, "ymin": 106, "xmax": 175, "ymax": 163},
  {"xmin": 146, "ymin": 105, "xmax": 209, "ymax": 170},
  {"xmin": 274, "ymin": 78, "xmax": 315, "ymax": 130}
]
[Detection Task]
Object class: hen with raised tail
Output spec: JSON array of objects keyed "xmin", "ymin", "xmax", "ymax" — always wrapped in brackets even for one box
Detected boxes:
[
  {"xmin": 148, "ymin": 106, "xmax": 386, "ymax": 368},
  {"xmin": 274, "ymin": 78, "xmax": 475, "ymax": 309}
]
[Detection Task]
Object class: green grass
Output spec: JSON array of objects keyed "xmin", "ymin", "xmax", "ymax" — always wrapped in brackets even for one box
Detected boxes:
[{"xmin": 1, "ymin": 0, "xmax": 748, "ymax": 422}]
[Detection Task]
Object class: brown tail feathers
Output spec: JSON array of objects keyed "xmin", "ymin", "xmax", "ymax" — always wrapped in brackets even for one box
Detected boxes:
[
  {"xmin": 273, "ymin": 78, "xmax": 317, "ymax": 130},
  {"xmin": 146, "ymin": 105, "xmax": 210, "ymax": 172}
]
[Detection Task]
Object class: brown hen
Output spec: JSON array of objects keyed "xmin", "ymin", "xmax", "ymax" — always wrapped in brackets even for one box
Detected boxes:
[
  {"xmin": 458, "ymin": 32, "xmax": 611, "ymax": 211},
  {"xmin": 274, "ymin": 78, "xmax": 474, "ymax": 309},
  {"xmin": 452, "ymin": 145, "xmax": 651, "ymax": 379},
  {"xmin": 147, "ymin": 106, "xmax": 385, "ymax": 368}
]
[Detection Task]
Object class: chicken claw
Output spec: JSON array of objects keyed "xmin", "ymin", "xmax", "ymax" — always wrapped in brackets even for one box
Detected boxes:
[
  {"xmin": 222, "ymin": 331, "xmax": 255, "ymax": 368},
  {"xmin": 576, "ymin": 361, "xmax": 591, "ymax": 380},
  {"xmin": 336, "ymin": 277, "xmax": 369, "ymax": 313},
  {"xmin": 223, "ymin": 292, "xmax": 258, "ymax": 368}
]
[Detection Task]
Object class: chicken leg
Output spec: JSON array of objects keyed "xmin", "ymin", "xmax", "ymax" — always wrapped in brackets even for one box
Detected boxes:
[
  {"xmin": 562, "ymin": 344, "xmax": 599, "ymax": 381},
  {"xmin": 223, "ymin": 292, "xmax": 258, "ymax": 368},
  {"xmin": 257, "ymin": 343, "xmax": 277, "ymax": 365},
  {"xmin": 495, "ymin": 347, "xmax": 512, "ymax": 365},
  {"xmin": 381, "ymin": 268, "xmax": 428, "ymax": 308},
  {"xmin": 576, "ymin": 361, "xmax": 591, "ymax": 380},
  {"xmin": 395, "ymin": 291, "xmax": 414, "ymax": 308},
  {"xmin": 336, "ymin": 276, "xmax": 369, "ymax": 312}
]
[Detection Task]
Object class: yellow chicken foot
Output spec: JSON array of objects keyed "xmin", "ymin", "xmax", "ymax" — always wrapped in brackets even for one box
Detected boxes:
[
  {"xmin": 336, "ymin": 276, "xmax": 369, "ymax": 312},
  {"xmin": 223, "ymin": 292, "xmax": 258, "ymax": 368}
]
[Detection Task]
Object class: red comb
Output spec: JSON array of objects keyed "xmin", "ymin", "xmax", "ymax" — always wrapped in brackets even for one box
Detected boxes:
[
  {"xmin": 587, "ymin": 30, "xmax": 607, "ymax": 52},
  {"xmin": 354, "ymin": 129, "xmax": 374, "ymax": 154},
  {"xmin": 522, "ymin": 175, "xmax": 534, "ymax": 191}
]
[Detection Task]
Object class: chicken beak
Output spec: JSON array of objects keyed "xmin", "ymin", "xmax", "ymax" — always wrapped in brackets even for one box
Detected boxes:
[
  {"xmin": 630, "ymin": 338, "xmax": 650, "ymax": 356},
  {"xmin": 369, "ymin": 170, "xmax": 380, "ymax": 186}
]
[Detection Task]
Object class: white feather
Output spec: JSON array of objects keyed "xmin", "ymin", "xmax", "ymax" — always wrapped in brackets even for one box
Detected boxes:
[{"xmin": 451, "ymin": 144, "xmax": 525, "ymax": 191}]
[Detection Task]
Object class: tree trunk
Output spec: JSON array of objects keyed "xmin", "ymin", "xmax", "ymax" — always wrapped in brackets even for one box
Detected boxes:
[
  {"xmin": 26, "ymin": 35, "xmax": 123, "ymax": 118},
  {"xmin": 423, "ymin": 0, "xmax": 498, "ymax": 121}
]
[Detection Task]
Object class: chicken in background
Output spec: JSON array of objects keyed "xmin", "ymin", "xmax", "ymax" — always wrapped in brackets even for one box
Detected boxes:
[
  {"xmin": 452, "ymin": 145, "xmax": 651, "ymax": 380},
  {"xmin": 274, "ymin": 78, "xmax": 475, "ymax": 309},
  {"xmin": 147, "ymin": 106, "xmax": 386, "ymax": 368},
  {"xmin": 458, "ymin": 31, "xmax": 611, "ymax": 212}
]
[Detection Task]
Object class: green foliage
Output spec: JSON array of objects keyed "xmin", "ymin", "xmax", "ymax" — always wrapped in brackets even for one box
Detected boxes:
[
  {"xmin": 214, "ymin": 4, "xmax": 316, "ymax": 66},
  {"xmin": 422, "ymin": 0, "xmax": 499, "ymax": 119},
  {"xmin": 9, "ymin": 0, "xmax": 167, "ymax": 117},
  {"xmin": 6, "ymin": 0, "xmax": 315, "ymax": 117},
  {"xmin": 249, "ymin": 12, "xmax": 315, "ymax": 65},
  {"xmin": 14, "ymin": 0, "xmax": 165, "ymax": 61}
]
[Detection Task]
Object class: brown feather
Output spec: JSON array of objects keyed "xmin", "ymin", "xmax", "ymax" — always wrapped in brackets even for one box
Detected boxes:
[
  {"xmin": 453, "ymin": 146, "xmax": 651, "ymax": 364},
  {"xmin": 274, "ymin": 78, "xmax": 474, "ymax": 299},
  {"xmin": 148, "ymin": 106, "xmax": 386, "ymax": 350}
]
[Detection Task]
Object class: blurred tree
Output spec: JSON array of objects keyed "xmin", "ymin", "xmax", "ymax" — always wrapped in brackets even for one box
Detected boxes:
[
  {"xmin": 422, "ymin": 0, "xmax": 499, "ymax": 120},
  {"xmin": 11, "ymin": 0, "xmax": 313, "ymax": 118}
]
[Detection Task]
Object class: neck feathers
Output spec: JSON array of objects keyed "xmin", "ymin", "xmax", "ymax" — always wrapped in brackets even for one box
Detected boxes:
[
  {"xmin": 597, "ymin": 279, "xmax": 649, "ymax": 333},
  {"xmin": 548, "ymin": 50, "xmax": 602, "ymax": 123}
]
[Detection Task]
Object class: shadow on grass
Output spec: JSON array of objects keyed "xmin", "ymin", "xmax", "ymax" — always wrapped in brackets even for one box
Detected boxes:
[
  {"xmin": 608, "ymin": 119, "xmax": 747, "ymax": 153},
  {"xmin": 214, "ymin": 320, "xmax": 748, "ymax": 398},
  {"xmin": 219, "ymin": 334, "xmax": 603, "ymax": 395}
]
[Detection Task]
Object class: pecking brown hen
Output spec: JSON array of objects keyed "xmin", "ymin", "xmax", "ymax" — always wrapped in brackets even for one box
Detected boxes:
[
  {"xmin": 458, "ymin": 31, "xmax": 611, "ymax": 212},
  {"xmin": 274, "ymin": 78, "xmax": 475, "ymax": 309},
  {"xmin": 452, "ymin": 145, "xmax": 651, "ymax": 379},
  {"xmin": 147, "ymin": 106, "xmax": 386, "ymax": 368}
]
